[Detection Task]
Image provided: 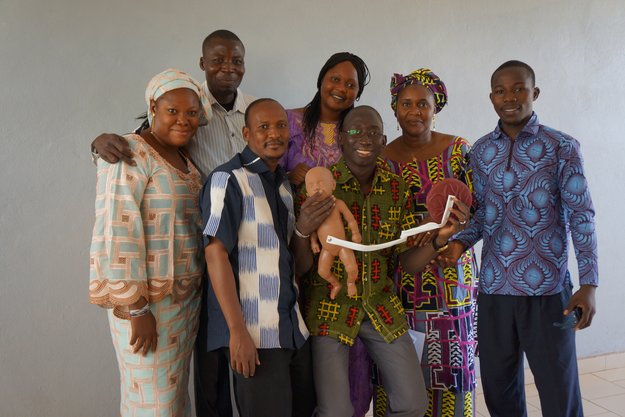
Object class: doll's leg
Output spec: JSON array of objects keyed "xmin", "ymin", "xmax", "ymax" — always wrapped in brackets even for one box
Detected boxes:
[
  {"xmin": 339, "ymin": 248, "xmax": 358, "ymax": 297},
  {"xmin": 318, "ymin": 249, "xmax": 342, "ymax": 300}
]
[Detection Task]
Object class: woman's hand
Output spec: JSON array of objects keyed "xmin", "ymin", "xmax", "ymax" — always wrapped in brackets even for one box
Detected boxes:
[
  {"xmin": 438, "ymin": 198, "xmax": 470, "ymax": 241},
  {"xmin": 288, "ymin": 163, "xmax": 311, "ymax": 186},
  {"xmin": 412, "ymin": 215, "xmax": 436, "ymax": 247},
  {"xmin": 129, "ymin": 312, "xmax": 158, "ymax": 356},
  {"xmin": 92, "ymin": 133, "xmax": 135, "ymax": 165}
]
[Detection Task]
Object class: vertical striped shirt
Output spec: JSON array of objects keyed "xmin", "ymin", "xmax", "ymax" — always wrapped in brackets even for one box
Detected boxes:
[
  {"xmin": 200, "ymin": 147, "xmax": 309, "ymax": 350},
  {"xmin": 186, "ymin": 83, "xmax": 256, "ymax": 178}
]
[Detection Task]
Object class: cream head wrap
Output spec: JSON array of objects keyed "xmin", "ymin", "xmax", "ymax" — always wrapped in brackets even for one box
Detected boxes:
[{"xmin": 145, "ymin": 68, "xmax": 211, "ymax": 125}]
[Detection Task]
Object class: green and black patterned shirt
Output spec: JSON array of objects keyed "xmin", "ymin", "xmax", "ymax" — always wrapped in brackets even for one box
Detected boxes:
[{"xmin": 299, "ymin": 158, "xmax": 418, "ymax": 345}]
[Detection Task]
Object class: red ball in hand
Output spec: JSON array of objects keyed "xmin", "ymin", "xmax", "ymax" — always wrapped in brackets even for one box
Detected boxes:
[{"xmin": 426, "ymin": 178, "xmax": 472, "ymax": 223}]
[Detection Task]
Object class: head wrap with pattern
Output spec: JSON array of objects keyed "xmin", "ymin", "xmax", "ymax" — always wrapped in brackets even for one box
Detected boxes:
[
  {"xmin": 390, "ymin": 68, "xmax": 448, "ymax": 114},
  {"xmin": 145, "ymin": 68, "xmax": 211, "ymax": 125}
]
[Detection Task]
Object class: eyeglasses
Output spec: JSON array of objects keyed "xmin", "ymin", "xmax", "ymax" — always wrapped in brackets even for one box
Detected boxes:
[{"xmin": 342, "ymin": 129, "xmax": 385, "ymax": 141}]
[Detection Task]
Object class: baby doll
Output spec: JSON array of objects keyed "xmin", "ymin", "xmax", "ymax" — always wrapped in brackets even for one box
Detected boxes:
[{"xmin": 305, "ymin": 167, "xmax": 361, "ymax": 299}]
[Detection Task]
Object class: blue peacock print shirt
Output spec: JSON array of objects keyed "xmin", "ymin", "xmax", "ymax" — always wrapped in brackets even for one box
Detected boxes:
[{"xmin": 455, "ymin": 113, "xmax": 598, "ymax": 296}]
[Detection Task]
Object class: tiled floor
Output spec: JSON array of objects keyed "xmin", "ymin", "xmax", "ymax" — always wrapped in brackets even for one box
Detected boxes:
[
  {"xmin": 363, "ymin": 352, "xmax": 625, "ymax": 417},
  {"xmin": 474, "ymin": 352, "xmax": 625, "ymax": 416}
]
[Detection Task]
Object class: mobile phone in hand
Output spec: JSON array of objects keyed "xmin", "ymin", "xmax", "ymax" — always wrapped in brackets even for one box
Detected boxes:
[{"xmin": 553, "ymin": 307, "xmax": 582, "ymax": 330}]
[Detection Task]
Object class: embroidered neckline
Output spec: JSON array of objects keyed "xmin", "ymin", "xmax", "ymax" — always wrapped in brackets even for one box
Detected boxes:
[{"xmin": 130, "ymin": 134, "xmax": 201, "ymax": 182}]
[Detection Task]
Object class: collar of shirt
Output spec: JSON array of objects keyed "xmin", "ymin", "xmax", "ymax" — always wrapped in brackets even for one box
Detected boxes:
[
  {"xmin": 240, "ymin": 146, "xmax": 287, "ymax": 183},
  {"xmin": 332, "ymin": 157, "xmax": 391, "ymax": 190},
  {"xmin": 492, "ymin": 112, "xmax": 540, "ymax": 141},
  {"xmin": 203, "ymin": 82, "xmax": 247, "ymax": 114}
]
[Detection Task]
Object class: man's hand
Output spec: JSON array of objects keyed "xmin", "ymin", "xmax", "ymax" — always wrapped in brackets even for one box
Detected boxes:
[
  {"xmin": 565, "ymin": 285, "xmax": 597, "ymax": 330},
  {"xmin": 296, "ymin": 192, "xmax": 335, "ymax": 236},
  {"xmin": 92, "ymin": 133, "xmax": 135, "ymax": 165},
  {"xmin": 129, "ymin": 312, "xmax": 158, "ymax": 356},
  {"xmin": 229, "ymin": 327, "xmax": 260, "ymax": 378},
  {"xmin": 288, "ymin": 163, "xmax": 311, "ymax": 186},
  {"xmin": 434, "ymin": 240, "xmax": 467, "ymax": 268}
]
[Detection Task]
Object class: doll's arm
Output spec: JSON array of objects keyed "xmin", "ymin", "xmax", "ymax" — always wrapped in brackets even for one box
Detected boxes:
[
  {"xmin": 310, "ymin": 230, "xmax": 321, "ymax": 254},
  {"xmin": 335, "ymin": 199, "xmax": 361, "ymax": 243}
]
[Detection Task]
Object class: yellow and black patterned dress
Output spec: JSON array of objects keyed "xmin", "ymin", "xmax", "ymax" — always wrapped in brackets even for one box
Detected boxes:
[{"xmin": 376, "ymin": 136, "xmax": 479, "ymax": 417}]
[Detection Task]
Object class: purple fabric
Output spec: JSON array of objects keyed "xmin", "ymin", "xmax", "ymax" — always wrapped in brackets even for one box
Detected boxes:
[
  {"xmin": 279, "ymin": 109, "xmax": 342, "ymax": 172},
  {"xmin": 349, "ymin": 338, "xmax": 372, "ymax": 417}
]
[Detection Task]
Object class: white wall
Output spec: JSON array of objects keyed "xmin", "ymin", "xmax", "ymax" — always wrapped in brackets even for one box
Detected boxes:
[{"xmin": 1, "ymin": 0, "xmax": 623, "ymax": 415}]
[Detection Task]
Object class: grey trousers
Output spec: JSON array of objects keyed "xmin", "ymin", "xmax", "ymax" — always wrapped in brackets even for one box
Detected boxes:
[{"xmin": 312, "ymin": 320, "xmax": 427, "ymax": 417}]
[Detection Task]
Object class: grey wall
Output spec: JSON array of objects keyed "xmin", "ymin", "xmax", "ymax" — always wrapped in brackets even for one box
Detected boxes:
[{"xmin": 1, "ymin": 0, "xmax": 624, "ymax": 415}]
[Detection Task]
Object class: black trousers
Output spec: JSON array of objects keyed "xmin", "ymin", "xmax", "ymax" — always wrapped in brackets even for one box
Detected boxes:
[
  {"xmin": 194, "ymin": 279, "xmax": 232, "ymax": 417},
  {"xmin": 224, "ymin": 340, "xmax": 316, "ymax": 417},
  {"xmin": 478, "ymin": 289, "xmax": 583, "ymax": 417}
]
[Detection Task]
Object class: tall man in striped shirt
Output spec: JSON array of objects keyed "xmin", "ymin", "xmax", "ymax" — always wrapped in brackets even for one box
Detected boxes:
[{"xmin": 90, "ymin": 29, "xmax": 255, "ymax": 417}]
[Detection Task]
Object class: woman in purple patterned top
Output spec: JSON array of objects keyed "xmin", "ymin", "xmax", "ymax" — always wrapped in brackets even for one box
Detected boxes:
[
  {"xmin": 280, "ymin": 52, "xmax": 369, "ymax": 188},
  {"xmin": 281, "ymin": 53, "xmax": 373, "ymax": 417}
]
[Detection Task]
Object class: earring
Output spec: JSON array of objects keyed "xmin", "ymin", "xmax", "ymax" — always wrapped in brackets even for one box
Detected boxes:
[
  {"xmin": 431, "ymin": 114, "xmax": 436, "ymax": 131},
  {"xmin": 397, "ymin": 121, "xmax": 400, "ymax": 131}
]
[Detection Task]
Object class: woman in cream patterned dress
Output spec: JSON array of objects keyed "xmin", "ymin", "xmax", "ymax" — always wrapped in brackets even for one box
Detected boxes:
[{"xmin": 89, "ymin": 69, "xmax": 210, "ymax": 417}]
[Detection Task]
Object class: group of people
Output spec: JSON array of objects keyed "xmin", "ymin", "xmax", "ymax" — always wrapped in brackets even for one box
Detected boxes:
[{"xmin": 88, "ymin": 29, "xmax": 598, "ymax": 417}]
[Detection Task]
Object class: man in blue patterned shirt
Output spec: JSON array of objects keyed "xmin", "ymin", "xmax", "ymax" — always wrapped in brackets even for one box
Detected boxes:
[{"xmin": 445, "ymin": 61, "xmax": 598, "ymax": 417}]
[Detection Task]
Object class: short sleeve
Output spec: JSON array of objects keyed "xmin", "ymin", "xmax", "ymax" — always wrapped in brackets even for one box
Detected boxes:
[
  {"xmin": 279, "ymin": 110, "xmax": 306, "ymax": 172},
  {"xmin": 200, "ymin": 170, "xmax": 243, "ymax": 253}
]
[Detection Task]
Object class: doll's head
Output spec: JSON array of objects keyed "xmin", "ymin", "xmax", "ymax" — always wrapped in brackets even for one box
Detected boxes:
[{"xmin": 305, "ymin": 167, "xmax": 336, "ymax": 198}]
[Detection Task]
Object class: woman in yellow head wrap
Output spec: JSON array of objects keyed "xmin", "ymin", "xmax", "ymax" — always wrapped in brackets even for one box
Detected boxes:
[{"xmin": 376, "ymin": 68, "xmax": 479, "ymax": 417}]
